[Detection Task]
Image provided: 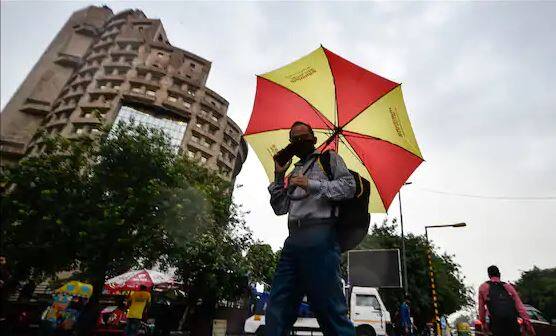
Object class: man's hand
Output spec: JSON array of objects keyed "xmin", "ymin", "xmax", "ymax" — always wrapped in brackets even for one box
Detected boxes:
[
  {"xmin": 289, "ymin": 175, "xmax": 309, "ymax": 190},
  {"xmin": 274, "ymin": 157, "xmax": 292, "ymax": 175}
]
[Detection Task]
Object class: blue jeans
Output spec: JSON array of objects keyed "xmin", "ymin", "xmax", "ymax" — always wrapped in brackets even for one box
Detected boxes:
[{"xmin": 266, "ymin": 225, "xmax": 355, "ymax": 336}]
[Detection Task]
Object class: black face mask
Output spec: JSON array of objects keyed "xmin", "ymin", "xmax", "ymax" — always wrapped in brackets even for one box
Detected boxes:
[{"xmin": 292, "ymin": 139, "xmax": 315, "ymax": 159}]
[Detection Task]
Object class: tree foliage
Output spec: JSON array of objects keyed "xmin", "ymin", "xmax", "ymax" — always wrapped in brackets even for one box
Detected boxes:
[
  {"xmin": 1, "ymin": 122, "xmax": 253, "ymax": 332},
  {"xmin": 246, "ymin": 243, "xmax": 280, "ymax": 286},
  {"xmin": 343, "ymin": 220, "xmax": 473, "ymax": 327},
  {"xmin": 516, "ymin": 266, "xmax": 556, "ymax": 321}
]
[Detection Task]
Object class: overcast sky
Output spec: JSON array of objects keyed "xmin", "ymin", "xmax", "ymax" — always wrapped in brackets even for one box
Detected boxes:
[{"xmin": 2, "ymin": 1, "xmax": 555, "ymax": 298}]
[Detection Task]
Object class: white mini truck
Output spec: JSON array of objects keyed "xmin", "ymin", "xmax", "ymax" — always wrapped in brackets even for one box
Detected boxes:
[{"xmin": 244, "ymin": 286, "xmax": 391, "ymax": 336}]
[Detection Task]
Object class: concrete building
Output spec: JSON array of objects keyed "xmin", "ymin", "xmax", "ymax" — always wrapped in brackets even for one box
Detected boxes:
[{"xmin": 0, "ymin": 6, "xmax": 247, "ymax": 181}]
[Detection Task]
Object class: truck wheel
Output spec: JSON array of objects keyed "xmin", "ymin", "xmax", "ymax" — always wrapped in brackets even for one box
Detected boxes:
[{"xmin": 356, "ymin": 326, "xmax": 376, "ymax": 336}]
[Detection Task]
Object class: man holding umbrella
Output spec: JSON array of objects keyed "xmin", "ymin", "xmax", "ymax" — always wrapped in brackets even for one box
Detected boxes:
[
  {"xmin": 245, "ymin": 46, "xmax": 424, "ymax": 335},
  {"xmin": 266, "ymin": 121, "xmax": 356, "ymax": 336}
]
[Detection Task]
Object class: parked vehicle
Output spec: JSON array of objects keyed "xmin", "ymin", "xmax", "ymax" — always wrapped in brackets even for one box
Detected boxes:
[
  {"xmin": 524, "ymin": 304, "xmax": 556, "ymax": 336},
  {"xmin": 244, "ymin": 284, "xmax": 391, "ymax": 336}
]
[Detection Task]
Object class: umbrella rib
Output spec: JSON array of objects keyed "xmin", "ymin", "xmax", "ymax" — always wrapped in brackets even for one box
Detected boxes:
[
  {"xmin": 342, "ymin": 131, "xmax": 424, "ymax": 161},
  {"xmin": 339, "ymin": 134, "xmax": 390, "ymax": 210},
  {"xmin": 321, "ymin": 46, "xmax": 338, "ymax": 127},
  {"xmin": 244, "ymin": 127, "xmax": 334, "ymax": 138},
  {"xmin": 337, "ymin": 134, "xmax": 366, "ymax": 168},
  {"xmin": 339, "ymin": 84, "xmax": 402, "ymax": 129},
  {"xmin": 255, "ymin": 75, "xmax": 334, "ymax": 132}
]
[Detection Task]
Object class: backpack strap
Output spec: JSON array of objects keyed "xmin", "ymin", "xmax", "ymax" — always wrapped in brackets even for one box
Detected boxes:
[{"xmin": 318, "ymin": 150, "xmax": 333, "ymax": 181}]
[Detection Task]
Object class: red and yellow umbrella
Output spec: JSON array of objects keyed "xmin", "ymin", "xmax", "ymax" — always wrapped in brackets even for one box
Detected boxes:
[{"xmin": 245, "ymin": 46, "xmax": 423, "ymax": 213}]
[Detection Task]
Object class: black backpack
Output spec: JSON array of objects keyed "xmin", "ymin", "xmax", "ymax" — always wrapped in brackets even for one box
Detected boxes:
[
  {"xmin": 486, "ymin": 281, "xmax": 518, "ymax": 321},
  {"xmin": 318, "ymin": 150, "xmax": 371, "ymax": 252}
]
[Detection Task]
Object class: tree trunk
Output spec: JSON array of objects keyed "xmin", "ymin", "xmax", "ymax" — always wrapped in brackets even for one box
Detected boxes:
[{"xmin": 75, "ymin": 270, "xmax": 107, "ymax": 336}]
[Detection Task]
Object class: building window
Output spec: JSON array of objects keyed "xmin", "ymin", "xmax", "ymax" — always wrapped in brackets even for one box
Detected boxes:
[
  {"xmin": 187, "ymin": 89, "xmax": 195, "ymax": 96},
  {"xmin": 168, "ymin": 96, "xmax": 177, "ymax": 103},
  {"xmin": 146, "ymin": 90, "xmax": 156, "ymax": 97},
  {"xmin": 187, "ymin": 150, "xmax": 195, "ymax": 159},
  {"xmin": 157, "ymin": 52, "xmax": 164, "ymax": 58},
  {"xmin": 183, "ymin": 101, "xmax": 191, "ymax": 109},
  {"xmin": 191, "ymin": 135, "xmax": 199, "ymax": 143},
  {"xmin": 111, "ymin": 106, "xmax": 187, "ymax": 150},
  {"xmin": 190, "ymin": 62, "xmax": 196, "ymax": 68}
]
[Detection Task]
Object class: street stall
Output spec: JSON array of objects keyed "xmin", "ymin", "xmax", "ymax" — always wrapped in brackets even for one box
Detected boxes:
[
  {"xmin": 42, "ymin": 281, "xmax": 93, "ymax": 333},
  {"xmin": 96, "ymin": 269, "xmax": 182, "ymax": 335}
]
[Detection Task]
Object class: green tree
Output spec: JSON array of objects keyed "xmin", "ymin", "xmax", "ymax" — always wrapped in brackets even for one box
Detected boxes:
[
  {"xmin": 1, "ymin": 122, "xmax": 251, "ymax": 333},
  {"xmin": 246, "ymin": 243, "xmax": 279, "ymax": 286},
  {"xmin": 343, "ymin": 220, "xmax": 472, "ymax": 327},
  {"xmin": 516, "ymin": 266, "xmax": 556, "ymax": 321}
]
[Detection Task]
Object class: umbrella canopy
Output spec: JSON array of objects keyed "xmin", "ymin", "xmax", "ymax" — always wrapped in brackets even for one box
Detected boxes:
[
  {"xmin": 245, "ymin": 46, "xmax": 423, "ymax": 213},
  {"xmin": 104, "ymin": 269, "xmax": 177, "ymax": 293},
  {"xmin": 56, "ymin": 280, "xmax": 93, "ymax": 298}
]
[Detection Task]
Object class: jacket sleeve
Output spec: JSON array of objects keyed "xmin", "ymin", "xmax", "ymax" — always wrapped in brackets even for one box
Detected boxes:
[
  {"xmin": 268, "ymin": 173, "xmax": 290, "ymax": 216},
  {"xmin": 307, "ymin": 151, "xmax": 356, "ymax": 201},
  {"xmin": 478, "ymin": 282, "xmax": 488, "ymax": 325},
  {"xmin": 505, "ymin": 283, "xmax": 533, "ymax": 327}
]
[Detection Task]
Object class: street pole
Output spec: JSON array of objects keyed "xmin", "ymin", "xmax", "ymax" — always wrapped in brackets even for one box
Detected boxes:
[
  {"xmin": 398, "ymin": 182, "xmax": 411, "ymax": 296},
  {"xmin": 425, "ymin": 223, "xmax": 466, "ymax": 336},
  {"xmin": 425, "ymin": 227, "xmax": 441, "ymax": 336}
]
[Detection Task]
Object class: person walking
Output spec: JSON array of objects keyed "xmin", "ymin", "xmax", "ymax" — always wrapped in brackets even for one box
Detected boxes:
[
  {"xmin": 266, "ymin": 121, "xmax": 356, "ymax": 336},
  {"xmin": 125, "ymin": 285, "xmax": 151, "ymax": 336},
  {"xmin": 477, "ymin": 265, "xmax": 535, "ymax": 336},
  {"xmin": 400, "ymin": 296, "xmax": 412, "ymax": 336}
]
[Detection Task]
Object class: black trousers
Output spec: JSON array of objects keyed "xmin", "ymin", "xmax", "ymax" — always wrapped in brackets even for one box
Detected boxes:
[{"xmin": 491, "ymin": 317, "xmax": 520, "ymax": 336}]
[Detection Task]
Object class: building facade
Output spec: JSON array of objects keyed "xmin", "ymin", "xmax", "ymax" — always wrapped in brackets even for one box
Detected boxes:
[{"xmin": 0, "ymin": 6, "xmax": 247, "ymax": 181}]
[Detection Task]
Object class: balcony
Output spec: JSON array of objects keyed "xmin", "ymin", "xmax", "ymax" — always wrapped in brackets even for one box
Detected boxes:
[
  {"xmin": 88, "ymin": 87, "xmax": 119, "ymax": 97},
  {"xmin": 217, "ymin": 155, "xmax": 234, "ymax": 170},
  {"xmin": 136, "ymin": 64, "xmax": 167, "ymax": 77},
  {"xmin": 46, "ymin": 117, "xmax": 69, "ymax": 128},
  {"xmin": 70, "ymin": 76, "xmax": 92, "ymax": 88},
  {"xmin": 115, "ymin": 36, "xmax": 142, "ymax": 44},
  {"xmin": 0, "ymin": 137, "xmax": 26, "ymax": 158},
  {"xmin": 92, "ymin": 39, "xmax": 113, "ymax": 52},
  {"xmin": 87, "ymin": 50, "xmax": 108, "ymax": 62},
  {"xmin": 74, "ymin": 23, "xmax": 99, "ymax": 37},
  {"xmin": 63, "ymin": 89, "xmax": 84, "ymax": 101},
  {"xmin": 173, "ymin": 73, "xmax": 200, "ymax": 86},
  {"xmin": 20, "ymin": 101, "xmax": 51, "ymax": 115},
  {"xmin": 80, "ymin": 101, "xmax": 112, "ymax": 112},
  {"xmin": 194, "ymin": 124, "xmax": 219, "ymax": 142},
  {"xmin": 220, "ymin": 138, "xmax": 237, "ymax": 154},
  {"xmin": 97, "ymin": 73, "xmax": 126, "ymax": 82},
  {"xmin": 188, "ymin": 139, "xmax": 213, "ymax": 156},
  {"xmin": 110, "ymin": 48, "xmax": 138, "ymax": 57},
  {"xmin": 129, "ymin": 76, "xmax": 160, "ymax": 89},
  {"xmin": 54, "ymin": 53, "xmax": 82, "ymax": 67},
  {"xmin": 162, "ymin": 99, "xmax": 191, "ymax": 119},
  {"xmin": 106, "ymin": 18, "xmax": 126, "ymax": 29},
  {"xmin": 78, "ymin": 64, "xmax": 100, "ymax": 76},
  {"xmin": 197, "ymin": 111, "xmax": 220, "ymax": 129},
  {"xmin": 54, "ymin": 102, "xmax": 77, "ymax": 114},
  {"xmin": 100, "ymin": 30, "xmax": 119, "ymax": 40},
  {"xmin": 72, "ymin": 116, "xmax": 103, "ymax": 126},
  {"xmin": 123, "ymin": 90, "xmax": 156, "ymax": 104}
]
